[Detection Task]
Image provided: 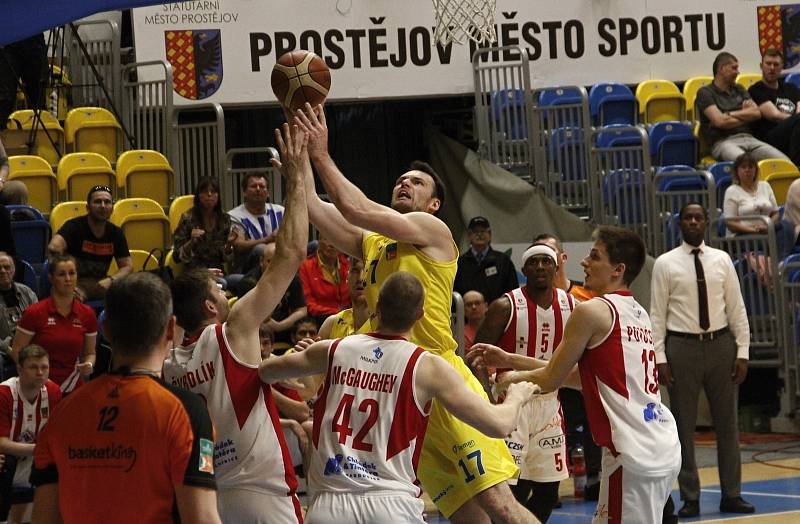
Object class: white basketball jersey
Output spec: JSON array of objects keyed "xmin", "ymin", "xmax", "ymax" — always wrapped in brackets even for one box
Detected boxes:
[
  {"xmin": 163, "ymin": 323, "xmax": 298, "ymax": 495},
  {"xmin": 500, "ymin": 287, "xmax": 575, "ymax": 360},
  {"xmin": 579, "ymin": 292, "xmax": 680, "ymax": 477},
  {"xmin": 310, "ymin": 333, "xmax": 430, "ymax": 497}
]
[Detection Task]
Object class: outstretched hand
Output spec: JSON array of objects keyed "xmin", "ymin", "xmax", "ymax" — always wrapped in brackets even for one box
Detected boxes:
[
  {"xmin": 467, "ymin": 343, "xmax": 513, "ymax": 370},
  {"xmin": 293, "ymin": 103, "xmax": 328, "ymax": 159},
  {"xmin": 272, "ymin": 123, "xmax": 308, "ymax": 180}
]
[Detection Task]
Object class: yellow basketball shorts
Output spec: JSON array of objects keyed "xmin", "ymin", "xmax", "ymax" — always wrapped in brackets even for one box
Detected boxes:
[{"xmin": 417, "ymin": 351, "xmax": 518, "ymax": 517}]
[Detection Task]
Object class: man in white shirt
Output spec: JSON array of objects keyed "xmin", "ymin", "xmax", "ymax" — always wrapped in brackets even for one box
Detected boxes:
[
  {"xmin": 650, "ymin": 203, "xmax": 754, "ymax": 518},
  {"xmin": 228, "ymin": 172, "xmax": 285, "ymax": 273}
]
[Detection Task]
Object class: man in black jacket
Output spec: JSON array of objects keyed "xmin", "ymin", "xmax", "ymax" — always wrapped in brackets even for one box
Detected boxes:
[{"xmin": 454, "ymin": 216, "xmax": 518, "ymax": 303}]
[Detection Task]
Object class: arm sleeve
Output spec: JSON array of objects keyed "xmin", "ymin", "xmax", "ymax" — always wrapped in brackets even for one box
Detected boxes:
[
  {"xmin": 30, "ymin": 423, "xmax": 58, "ymax": 486},
  {"xmin": 764, "ymin": 182, "xmax": 778, "ymax": 211},
  {"xmin": 0, "ymin": 387, "xmax": 13, "ymax": 437},
  {"xmin": 82, "ymin": 306, "xmax": 98, "ymax": 335},
  {"xmin": 168, "ymin": 389, "xmax": 217, "ymax": 489},
  {"xmin": 649, "ymin": 258, "xmax": 670, "ymax": 364},
  {"xmin": 16, "ymin": 303, "xmax": 40, "ymax": 335},
  {"xmin": 748, "ymin": 83, "xmax": 768, "ymax": 105},
  {"xmin": 722, "ymin": 254, "xmax": 751, "ymax": 359},
  {"xmin": 695, "ymin": 86, "xmax": 715, "ymax": 113},
  {"xmin": 57, "ymin": 219, "xmax": 78, "ymax": 250},
  {"xmin": 172, "ymin": 213, "xmax": 192, "ymax": 263},
  {"xmin": 723, "ymin": 186, "xmax": 739, "ymax": 218},
  {"xmin": 113, "ymin": 226, "xmax": 131, "ymax": 259}
]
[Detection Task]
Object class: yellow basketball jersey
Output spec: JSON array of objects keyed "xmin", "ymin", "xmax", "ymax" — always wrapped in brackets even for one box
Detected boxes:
[
  {"xmin": 329, "ymin": 308, "xmax": 355, "ymax": 338},
  {"xmin": 360, "ymin": 233, "xmax": 458, "ymax": 356}
]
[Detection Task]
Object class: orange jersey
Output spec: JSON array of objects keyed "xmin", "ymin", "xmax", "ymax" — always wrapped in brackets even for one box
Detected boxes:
[
  {"xmin": 568, "ymin": 280, "xmax": 594, "ymax": 302},
  {"xmin": 32, "ymin": 372, "xmax": 216, "ymax": 524}
]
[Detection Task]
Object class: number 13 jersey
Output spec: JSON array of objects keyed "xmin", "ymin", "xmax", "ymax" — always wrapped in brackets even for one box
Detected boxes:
[
  {"xmin": 310, "ymin": 333, "xmax": 431, "ymax": 497},
  {"xmin": 579, "ymin": 291, "xmax": 680, "ymax": 476}
]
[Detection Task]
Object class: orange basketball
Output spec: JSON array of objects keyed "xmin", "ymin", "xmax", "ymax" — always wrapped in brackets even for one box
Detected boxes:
[{"xmin": 271, "ymin": 50, "xmax": 331, "ymax": 111}]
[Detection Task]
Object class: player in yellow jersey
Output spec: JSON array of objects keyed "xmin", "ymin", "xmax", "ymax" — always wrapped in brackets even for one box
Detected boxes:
[{"xmin": 290, "ymin": 105, "xmax": 537, "ymax": 524}]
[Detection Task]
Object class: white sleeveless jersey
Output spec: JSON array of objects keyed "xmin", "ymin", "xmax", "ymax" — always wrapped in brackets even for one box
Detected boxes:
[
  {"xmin": 499, "ymin": 287, "xmax": 575, "ymax": 361},
  {"xmin": 310, "ymin": 333, "xmax": 430, "ymax": 497},
  {"xmin": 579, "ymin": 292, "xmax": 680, "ymax": 477},
  {"xmin": 163, "ymin": 323, "xmax": 298, "ymax": 496}
]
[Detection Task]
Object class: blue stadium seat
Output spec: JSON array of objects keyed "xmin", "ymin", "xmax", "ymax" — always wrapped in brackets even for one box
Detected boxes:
[
  {"xmin": 656, "ymin": 172, "xmax": 708, "ymax": 192},
  {"xmin": 604, "ymin": 168, "xmax": 647, "ymax": 224},
  {"xmin": 596, "ymin": 124, "xmax": 644, "ymax": 148},
  {"xmin": 786, "ymin": 72, "xmax": 800, "ymax": 89},
  {"xmin": 549, "ymin": 127, "xmax": 586, "ymax": 181},
  {"xmin": 589, "ymin": 83, "xmax": 637, "ymax": 126},
  {"xmin": 708, "ymin": 161, "xmax": 734, "ymax": 184},
  {"xmin": 539, "ymin": 87, "xmax": 584, "ymax": 127},
  {"xmin": 491, "ymin": 89, "xmax": 528, "ymax": 139},
  {"xmin": 649, "ymin": 121, "xmax": 697, "ymax": 167},
  {"xmin": 17, "ymin": 259, "xmax": 38, "ymax": 296},
  {"xmin": 6, "ymin": 205, "xmax": 51, "ymax": 267}
]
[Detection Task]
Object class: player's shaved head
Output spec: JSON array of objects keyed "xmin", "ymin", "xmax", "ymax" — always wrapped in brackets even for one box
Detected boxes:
[{"xmin": 376, "ymin": 272, "xmax": 425, "ymax": 333}]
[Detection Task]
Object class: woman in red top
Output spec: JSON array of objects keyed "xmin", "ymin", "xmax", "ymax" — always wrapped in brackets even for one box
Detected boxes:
[{"xmin": 11, "ymin": 255, "xmax": 97, "ymax": 394}]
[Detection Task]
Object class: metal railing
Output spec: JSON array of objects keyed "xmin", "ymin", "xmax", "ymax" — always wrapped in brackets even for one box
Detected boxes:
[
  {"xmin": 64, "ymin": 19, "xmax": 122, "ymax": 111},
  {"xmin": 122, "ymin": 60, "xmax": 175, "ymax": 165},
  {"xmin": 224, "ymin": 147, "xmax": 282, "ymax": 211},
  {"xmin": 779, "ymin": 261, "xmax": 800, "ymax": 415},
  {"xmin": 472, "ymin": 46, "xmax": 535, "ymax": 180},
  {"xmin": 174, "ymin": 103, "xmax": 226, "ymax": 196}
]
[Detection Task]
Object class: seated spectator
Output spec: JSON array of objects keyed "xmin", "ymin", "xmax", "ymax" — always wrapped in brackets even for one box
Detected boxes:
[
  {"xmin": 0, "ymin": 253, "xmax": 37, "ymax": 381},
  {"xmin": 232, "ymin": 243, "xmax": 306, "ymax": 348},
  {"xmin": 463, "ymin": 290, "xmax": 487, "ymax": 349},
  {"xmin": 228, "ymin": 172, "xmax": 284, "ymax": 274},
  {"xmin": 298, "ymin": 234, "xmax": 350, "ymax": 325},
  {"xmin": 723, "ymin": 152, "xmax": 780, "ymax": 236},
  {"xmin": 749, "ymin": 48, "xmax": 800, "ymax": 165},
  {"xmin": 47, "ymin": 185, "xmax": 132, "ymax": 302},
  {"xmin": 697, "ymin": 51, "xmax": 790, "ymax": 162},
  {"xmin": 259, "ymin": 322, "xmax": 274, "ymax": 359},
  {"xmin": 0, "ymin": 139, "xmax": 28, "ymax": 205},
  {"xmin": 290, "ymin": 316, "xmax": 318, "ymax": 346},
  {"xmin": 0, "ymin": 344, "xmax": 61, "ymax": 524},
  {"xmin": 784, "ymin": 177, "xmax": 800, "ymax": 243},
  {"xmin": 10, "ymin": 255, "xmax": 96, "ymax": 395},
  {"xmin": 173, "ymin": 177, "xmax": 234, "ymax": 287},
  {"xmin": 454, "ymin": 216, "xmax": 519, "ymax": 303}
]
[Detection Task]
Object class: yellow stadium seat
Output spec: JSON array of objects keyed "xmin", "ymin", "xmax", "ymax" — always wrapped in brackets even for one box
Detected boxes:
[
  {"xmin": 57, "ymin": 152, "xmax": 116, "ymax": 202},
  {"xmin": 8, "ymin": 155, "xmax": 58, "ymax": 214},
  {"xmin": 108, "ymin": 249, "xmax": 157, "ymax": 275},
  {"xmin": 49, "ymin": 201, "xmax": 87, "ymax": 233},
  {"xmin": 736, "ymin": 74, "xmax": 762, "ymax": 90},
  {"xmin": 169, "ymin": 195, "xmax": 194, "ymax": 233},
  {"xmin": 64, "ymin": 107, "xmax": 123, "ymax": 164},
  {"xmin": 692, "ymin": 122, "xmax": 716, "ymax": 167},
  {"xmin": 116, "ymin": 150, "xmax": 175, "ymax": 206},
  {"xmin": 110, "ymin": 197, "xmax": 171, "ymax": 253},
  {"xmin": 635, "ymin": 80, "xmax": 686, "ymax": 123},
  {"xmin": 165, "ymin": 249, "xmax": 184, "ymax": 278},
  {"xmin": 5, "ymin": 110, "xmax": 65, "ymax": 166},
  {"xmin": 683, "ymin": 76, "xmax": 713, "ymax": 121},
  {"xmin": 758, "ymin": 158, "xmax": 800, "ymax": 205}
]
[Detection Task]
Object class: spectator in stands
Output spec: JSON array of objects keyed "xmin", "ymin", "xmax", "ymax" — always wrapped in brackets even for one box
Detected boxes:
[
  {"xmin": 0, "ymin": 344, "xmax": 60, "ymax": 524},
  {"xmin": 259, "ymin": 323, "xmax": 274, "ymax": 359},
  {"xmin": 651, "ymin": 203, "xmax": 753, "ymax": 518},
  {"xmin": 48, "ymin": 185, "xmax": 132, "ymax": 302},
  {"xmin": 172, "ymin": 177, "xmax": 235, "ymax": 284},
  {"xmin": 317, "ymin": 257, "xmax": 369, "ymax": 340},
  {"xmin": 454, "ymin": 216, "xmax": 518, "ymax": 303},
  {"xmin": 10, "ymin": 255, "xmax": 96, "ymax": 395},
  {"xmin": 723, "ymin": 152, "xmax": 780, "ymax": 236},
  {"xmin": 228, "ymin": 172, "xmax": 284, "ymax": 274},
  {"xmin": 298, "ymin": 234, "xmax": 350, "ymax": 325},
  {"xmin": 749, "ymin": 48, "xmax": 800, "ymax": 165},
  {"xmin": 697, "ymin": 52, "xmax": 789, "ymax": 162},
  {"xmin": 463, "ymin": 290, "xmax": 487, "ymax": 349},
  {"xmin": 0, "ymin": 139, "xmax": 29, "ymax": 205},
  {"xmin": 0, "ymin": 253, "xmax": 37, "ymax": 381},
  {"xmin": 784, "ymin": 178, "xmax": 800, "ymax": 243},
  {"xmin": 0, "ymin": 34, "xmax": 47, "ymax": 130},
  {"xmin": 290, "ymin": 316, "xmax": 318, "ymax": 345},
  {"xmin": 231, "ymin": 243, "xmax": 307, "ymax": 349}
]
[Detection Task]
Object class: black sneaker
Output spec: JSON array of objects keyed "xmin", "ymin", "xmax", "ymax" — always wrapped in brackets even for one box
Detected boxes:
[{"xmin": 584, "ymin": 482, "xmax": 600, "ymax": 501}]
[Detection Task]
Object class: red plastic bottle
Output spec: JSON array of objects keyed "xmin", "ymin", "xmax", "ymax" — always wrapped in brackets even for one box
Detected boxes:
[{"xmin": 572, "ymin": 445, "xmax": 587, "ymax": 498}]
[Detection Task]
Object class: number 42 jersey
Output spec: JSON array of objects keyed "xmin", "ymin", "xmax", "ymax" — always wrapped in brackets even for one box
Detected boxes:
[{"xmin": 310, "ymin": 333, "xmax": 430, "ymax": 497}]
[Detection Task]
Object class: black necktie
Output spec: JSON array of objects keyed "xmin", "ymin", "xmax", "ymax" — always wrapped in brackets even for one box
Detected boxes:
[{"xmin": 692, "ymin": 248, "xmax": 710, "ymax": 331}]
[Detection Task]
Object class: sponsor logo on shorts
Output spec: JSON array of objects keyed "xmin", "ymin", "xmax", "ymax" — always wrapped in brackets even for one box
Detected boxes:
[
  {"xmin": 199, "ymin": 438, "xmax": 214, "ymax": 474},
  {"xmin": 594, "ymin": 503, "xmax": 609, "ymax": 518},
  {"xmin": 643, "ymin": 402, "xmax": 669, "ymax": 423},
  {"xmin": 431, "ymin": 483, "xmax": 454, "ymax": 503},
  {"xmin": 538, "ymin": 434, "xmax": 565, "ymax": 449},
  {"xmin": 506, "ymin": 441, "xmax": 524, "ymax": 451},
  {"xmin": 452, "ymin": 440, "xmax": 476, "ymax": 454}
]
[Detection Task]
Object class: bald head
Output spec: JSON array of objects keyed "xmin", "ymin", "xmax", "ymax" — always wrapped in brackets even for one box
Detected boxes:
[{"xmin": 376, "ymin": 272, "xmax": 425, "ymax": 333}]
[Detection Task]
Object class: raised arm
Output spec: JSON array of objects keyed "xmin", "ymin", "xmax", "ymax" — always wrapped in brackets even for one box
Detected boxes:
[
  {"xmin": 225, "ymin": 124, "xmax": 308, "ymax": 365},
  {"xmin": 259, "ymin": 340, "xmax": 330, "ymax": 384},
  {"xmin": 415, "ymin": 353, "xmax": 537, "ymax": 438},
  {"xmin": 295, "ymin": 105, "xmax": 453, "ymax": 259}
]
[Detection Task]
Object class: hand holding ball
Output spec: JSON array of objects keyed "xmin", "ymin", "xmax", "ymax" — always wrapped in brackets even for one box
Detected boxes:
[{"xmin": 271, "ymin": 50, "xmax": 331, "ymax": 111}]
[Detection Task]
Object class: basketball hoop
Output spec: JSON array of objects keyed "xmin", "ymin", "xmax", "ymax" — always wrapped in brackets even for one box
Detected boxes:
[{"xmin": 432, "ymin": 0, "xmax": 497, "ymax": 46}]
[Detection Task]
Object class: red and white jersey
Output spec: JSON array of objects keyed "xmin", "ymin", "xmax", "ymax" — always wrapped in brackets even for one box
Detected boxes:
[
  {"xmin": 578, "ymin": 291, "xmax": 680, "ymax": 477},
  {"xmin": 498, "ymin": 287, "xmax": 575, "ymax": 361},
  {"xmin": 163, "ymin": 323, "xmax": 298, "ymax": 496},
  {"xmin": 310, "ymin": 333, "xmax": 430, "ymax": 497}
]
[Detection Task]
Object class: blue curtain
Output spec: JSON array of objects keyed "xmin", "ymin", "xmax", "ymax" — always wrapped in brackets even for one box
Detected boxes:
[{"xmin": 1, "ymin": 1, "xmax": 168, "ymax": 45}]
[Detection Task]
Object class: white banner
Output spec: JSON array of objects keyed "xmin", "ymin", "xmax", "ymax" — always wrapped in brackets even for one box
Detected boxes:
[{"xmin": 131, "ymin": 0, "xmax": 800, "ymax": 106}]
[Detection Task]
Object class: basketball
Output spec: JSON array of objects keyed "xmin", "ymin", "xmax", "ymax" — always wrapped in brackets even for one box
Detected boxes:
[{"xmin": 270, "ymin": 50, "xmax": 331, "ymax": 111}]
